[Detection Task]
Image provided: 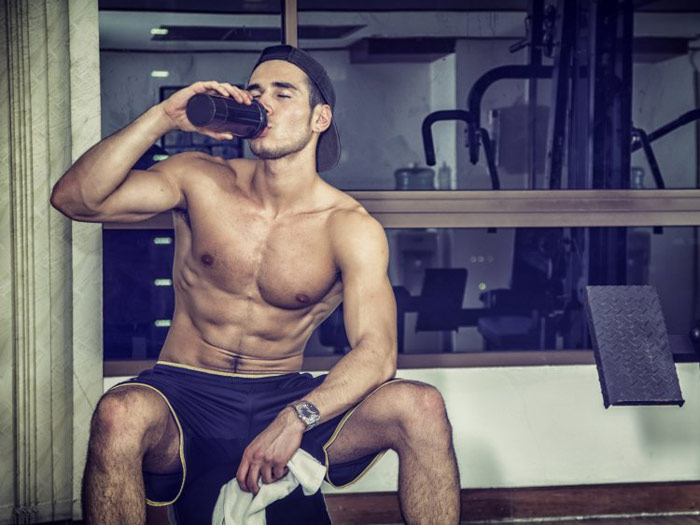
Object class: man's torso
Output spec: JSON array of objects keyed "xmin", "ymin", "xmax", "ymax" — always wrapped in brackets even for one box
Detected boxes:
[{"xmin": 157, "ymin": 154, "xmax": 361, "ymax": 373}]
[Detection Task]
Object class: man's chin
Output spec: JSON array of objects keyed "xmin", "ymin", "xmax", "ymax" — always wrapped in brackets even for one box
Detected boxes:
[
  {"xmin": 250, "ymin": 147, "xmax": 284, "ymax": 161},
  {"xmin": 250, "ymin": 134, "xmax": 312, "ymax": 162}
]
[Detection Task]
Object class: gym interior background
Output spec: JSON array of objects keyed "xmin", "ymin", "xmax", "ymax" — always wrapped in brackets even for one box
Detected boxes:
[{"xmin": 3, "ymin": 0, "xmax": 700, "ymax": 523}]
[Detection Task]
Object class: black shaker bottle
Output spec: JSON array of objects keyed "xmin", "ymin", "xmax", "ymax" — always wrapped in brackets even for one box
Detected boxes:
[{"xmin": 185, "ymin": 93, "xmax": 267, "ymax": 139}]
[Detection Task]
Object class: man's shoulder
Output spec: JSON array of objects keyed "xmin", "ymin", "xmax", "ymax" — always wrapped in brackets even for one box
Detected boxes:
[
  {"xmin": 327, "ymin": 195, "xmax": 371, "ymax": 229},
  {"xmin": 327, "ymin": 195, "xmax": 385, "ymax": 247},
  {"xmin": 159, "ymin": 150, "xmax": 216, "ymax": 168},
  {"xmin": 158, "ymin": 151, "xmax": 253, "ymax": 172},
  {"xmin": 155, "ymin": 152, "xmax": 253, "ymax": 191},
  {"xmin": 151, "ymin": 151, "xmax": 222, "ymax": 181}
]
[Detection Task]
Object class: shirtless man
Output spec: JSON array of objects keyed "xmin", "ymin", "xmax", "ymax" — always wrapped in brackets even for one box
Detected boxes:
[{"xmin": 51, "ymin": 45, "xmax": 460, "ymax": 524}]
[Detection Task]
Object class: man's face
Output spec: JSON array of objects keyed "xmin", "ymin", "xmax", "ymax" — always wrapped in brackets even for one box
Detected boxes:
[{"xmin": 246, "ymin": 60, "xmax": 317, "ymax": 163}]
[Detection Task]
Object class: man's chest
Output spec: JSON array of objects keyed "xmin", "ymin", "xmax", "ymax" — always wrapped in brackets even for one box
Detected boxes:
[{"xmin": 174, "ymin": 205, "xmax": 341, "ymax": 310}]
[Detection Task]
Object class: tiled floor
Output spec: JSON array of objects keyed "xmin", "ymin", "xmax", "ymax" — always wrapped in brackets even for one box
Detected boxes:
[
  {"xmin": 459, "ymin": 516, "xmax": 700, "ymax": 525},
  {"xmin": 373, "ymin": 518, "xmax": 700, "ymax": 525},
  {"xmin": 542, "ymin": 518, "xmax": 700, "ymax": 524}
]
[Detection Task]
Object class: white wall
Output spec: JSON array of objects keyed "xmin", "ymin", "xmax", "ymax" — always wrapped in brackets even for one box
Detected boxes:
[
  {"xmin": 632, "ymin": 56, "xmax": 698, "ymax": 190},
  {"xmin": 101, "ymin": 51, "xmax": 258, "ymax": 137},
  {"xmin": 429, "ymin": 53, "xmax": 457, "ymax": 176},
  {"xmin": 105, "ymin": 362, "xmax": 700, "ymax": 493},
  {"xmin": 322, "ymin": 53, "xmax": 433, "ymax": 190},
  {"xmin": 339, "ymin": 364, "xmax": 700, "ymax": 492}
]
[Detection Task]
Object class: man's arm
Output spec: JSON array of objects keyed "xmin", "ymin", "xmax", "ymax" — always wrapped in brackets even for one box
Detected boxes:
[
  {"xmin": 302, "ymin": 210, "xmax": 398, "ymax": 417},
  {"xmin": 50, "ymin": 80, "xmax": 252, "ymax": 223},
  {"xmin": 51, "ymin": 104, "xmax": 182, "ymax": 222},
  {"xmin": 236, "ymin": 209, "xmax": 397, "ymax": 493}
]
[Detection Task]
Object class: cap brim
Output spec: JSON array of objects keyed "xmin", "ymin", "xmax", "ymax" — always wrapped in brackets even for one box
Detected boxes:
[{"xmin": 317, "ymin": 120, "xmax": 340, "ymax": 172}]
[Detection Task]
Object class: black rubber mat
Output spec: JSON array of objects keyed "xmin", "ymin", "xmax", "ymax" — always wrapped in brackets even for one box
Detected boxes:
[{"xmin": 584, "ymin": 286, "xmax": 684, "ymax": 408}]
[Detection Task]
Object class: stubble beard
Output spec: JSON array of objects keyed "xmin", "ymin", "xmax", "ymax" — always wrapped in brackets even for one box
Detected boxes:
[{"xmin": 249, "ymin": 126, "xmax": 313, "ymax": 161}]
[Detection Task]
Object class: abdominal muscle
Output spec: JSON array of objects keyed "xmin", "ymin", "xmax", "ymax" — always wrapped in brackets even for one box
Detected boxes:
[{"xmin": 157, "ymin": 266, "xmax": 341, "ymax": 375}]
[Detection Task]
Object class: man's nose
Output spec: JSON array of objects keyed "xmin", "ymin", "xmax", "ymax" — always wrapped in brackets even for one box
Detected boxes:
[{"xmin": 257, "ymin": 95, "xmax": 272, "ymax": 115}]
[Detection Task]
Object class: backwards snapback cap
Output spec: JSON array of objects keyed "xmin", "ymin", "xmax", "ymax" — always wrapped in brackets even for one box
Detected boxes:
[{"xmin": 252, "ymin": 45, "xmax": 340, "ymax": 172}]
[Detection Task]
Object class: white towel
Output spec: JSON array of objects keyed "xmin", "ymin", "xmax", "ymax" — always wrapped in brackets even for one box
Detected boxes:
[{"xmin": 211, "ymin": 448, "xmax": 327, "ymax": 525}]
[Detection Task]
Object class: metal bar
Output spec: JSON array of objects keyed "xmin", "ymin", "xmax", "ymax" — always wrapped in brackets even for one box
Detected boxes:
[
  {"xmin": 695, "ymin": 60, "xmax": 700, "ymax": 325},
  {"xmin": 632, "ymin": 128, "xmax": 666, "ymax": 189},
  {"xmin": 421, "ymin": 109, "xmax": 471, "ymax": 166},
  {"xmin": 588, "ymin": 0, "xmax": 634, "ymax": 189},
  {"xmin": 545, "ymin": 0, "xmax": 577, "ymax": 189},
  {"xmin": 588, "ymin": 0, "xmax": 634, "ymax": 287},
  {"xmin": 568, "ymin": 0, "xmax": 592, "ymax": 190},
  {"xmin": 619, "ymin": 0, "xmax": 634, "ymax": 190},
  {"xmin": 281, "ymin": 0, "xmax": 297, "ymax": 47},
  {"xmin": 589, "ymin": 0, "xmax": 609, "ymax": 293},
  {"xmin": 467, "ymin": 65, "xmax": 553, "ymax": 164},
  {"xmin": 590, "ymin": 0, "xmax": 615, "ymax": 190},
  {"xmin": 564, "ymin": 1, "xmax": 591, "ymax": 345},
  {"xmin": 528, "ymin": 0, "xmax": 545, "ymax": 189},
  {"xmin": 479, "ymin": 128, "xmax": 501, "ymax": 190},
  {"xmin": 631, "ymin": 109, "xmax": 700, "ymax": 152},
  {"xmin": 612, "ymin": 0, "xmax": 634, "ymax": 286}
]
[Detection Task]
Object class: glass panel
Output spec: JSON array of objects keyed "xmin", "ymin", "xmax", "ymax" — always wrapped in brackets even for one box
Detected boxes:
[
  {"xmin": 307, "ymin": 226, "xmax": 700, "ymax": 355},
  {"xmin": 103, "ymin": 230, "xmax": 175, "ymax": 359},
  {"xmin": 99, "ymin": 0, "xmax": 282, "ymax": 163},
  {"xmin": 98, "ymin": 2, "xmax": 699, "ymax": 189},
  {"xmin": 296, "ymin": 2, "xmax": 699, "ymax": 190},
  {"xmin": 103, "ymin": 226, "xmax": 700, "ymax": 360}
]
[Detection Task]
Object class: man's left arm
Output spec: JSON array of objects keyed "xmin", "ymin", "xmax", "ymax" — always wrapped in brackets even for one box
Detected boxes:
[
  {"xmin": 302, "ymin": 210, "xmax": 398, "ymax": 417},
  {"xmin": 236, "ymin": 210, "xmax": 398, "ymax": 493}
]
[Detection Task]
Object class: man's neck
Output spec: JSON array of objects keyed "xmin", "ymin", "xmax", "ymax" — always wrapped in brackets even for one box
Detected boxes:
[{"xmin": 252, "ymin": 156, "xmax": 321, "ymax": 216}]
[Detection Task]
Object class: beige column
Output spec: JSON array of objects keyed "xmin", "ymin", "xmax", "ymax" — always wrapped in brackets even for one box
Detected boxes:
[{"xmin": 0, "ymin": 0, "xmax": 102, "ymax": 522}]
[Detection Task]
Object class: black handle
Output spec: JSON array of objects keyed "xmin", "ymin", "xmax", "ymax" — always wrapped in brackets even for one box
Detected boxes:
[{"xmin": 421, "ymin": 110, "xmax": 471, "ymax": 166}]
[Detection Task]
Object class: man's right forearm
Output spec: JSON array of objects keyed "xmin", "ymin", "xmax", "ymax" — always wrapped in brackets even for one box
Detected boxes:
[{"xmin": 51, "ymin": 104, "xmax": 176, "ymax": 213}]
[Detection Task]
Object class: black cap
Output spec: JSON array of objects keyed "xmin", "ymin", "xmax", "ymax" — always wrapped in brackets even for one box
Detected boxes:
[{"xmin": 252, "ymin": 45, "xmax": 340, "ymax": 172}]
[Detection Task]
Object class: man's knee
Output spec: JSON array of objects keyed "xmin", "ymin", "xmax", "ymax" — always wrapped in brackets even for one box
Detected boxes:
[
  {"xmin": 386, "ymin": 381, "xmax": 451, "ymax": 441},
  {"xmin": 89, "ymin": 386, "xmax": 167, "ymax": 461}
]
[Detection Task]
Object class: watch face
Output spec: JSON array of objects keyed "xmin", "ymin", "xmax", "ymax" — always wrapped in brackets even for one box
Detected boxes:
[{"xmin": 298, "ymin": 402, "xmax": 320, "ymax": 423}]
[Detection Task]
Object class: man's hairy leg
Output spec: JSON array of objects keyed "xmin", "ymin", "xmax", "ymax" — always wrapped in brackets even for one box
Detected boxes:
[
  {"xmin": 325, "ymin": 380, "xmax": 460, "ymax": 525},
  {"xmin": 82, "ymin": 386, "xmax": 180, "ymax": 525}
]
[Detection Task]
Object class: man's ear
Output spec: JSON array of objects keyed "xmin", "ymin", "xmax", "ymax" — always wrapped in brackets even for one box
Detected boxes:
[{"xmin": 313, "ymin": 104, "xmax": 332, "ymax": 133}]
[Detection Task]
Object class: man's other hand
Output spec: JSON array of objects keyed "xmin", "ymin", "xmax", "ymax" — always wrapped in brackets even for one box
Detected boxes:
[{"xmin": 236, "ymin": 407, "xmax": 306, "ymax": 494}]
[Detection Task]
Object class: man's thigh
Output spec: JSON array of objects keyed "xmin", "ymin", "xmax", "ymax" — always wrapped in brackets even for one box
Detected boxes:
[{"xmin": 325, "ymin": 379, "xmax": 430, "ymax": 465}]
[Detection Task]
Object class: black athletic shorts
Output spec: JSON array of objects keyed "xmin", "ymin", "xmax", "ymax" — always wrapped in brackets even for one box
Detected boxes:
[{"xmin": 110, "ymin": 361, "xmax": 390, "ymax": 524}]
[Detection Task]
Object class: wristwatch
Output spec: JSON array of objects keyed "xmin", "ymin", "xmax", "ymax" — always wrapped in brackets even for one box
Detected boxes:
[{"xmin": 288, "ymin": 400, "xmax": 321, "ymax": 431}]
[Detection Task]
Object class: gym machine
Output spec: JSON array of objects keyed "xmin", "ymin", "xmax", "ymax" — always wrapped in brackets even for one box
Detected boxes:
[{"xmin": 418, "ymin": 0, "xmax": 700, "ymax": 358}]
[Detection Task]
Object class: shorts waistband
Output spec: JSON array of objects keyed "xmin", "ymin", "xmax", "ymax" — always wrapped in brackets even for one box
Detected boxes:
[{"xmin": 155, "ymin": 360, "xmax": 298, "ymax": 379}]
